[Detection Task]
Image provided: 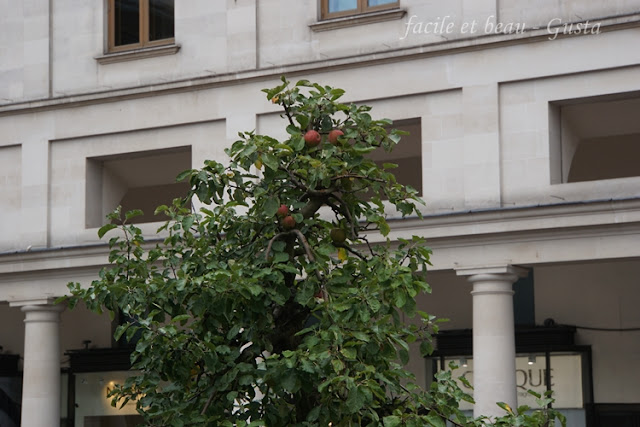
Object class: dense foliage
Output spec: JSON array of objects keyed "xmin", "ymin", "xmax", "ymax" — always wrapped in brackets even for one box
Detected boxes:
[{"xmin": 68, "ymin": 78, "xmax": 565, "ymax": 427}]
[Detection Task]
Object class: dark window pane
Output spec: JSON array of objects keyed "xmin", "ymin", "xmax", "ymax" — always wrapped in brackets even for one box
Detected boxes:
[
  {"xmin": 328, "ymin": 0, "xmax": 357, "ymax": 13},
  {"xmin": 149, "ymin": 0, "xmax": 174, "ymax": 42},
  {"xmin": 114, "ymin": 0, "xmax": 139, "ymax": 46},
  {"xmin": 368, "ymin": 0, "xmax": 397, "ymax": 6}
]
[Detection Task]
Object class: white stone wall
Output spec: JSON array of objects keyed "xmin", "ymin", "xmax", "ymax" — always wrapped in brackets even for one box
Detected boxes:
[
  {"xmin": 0, "ymin": 146, "xmax": 22, "ymax": 250},
  {"xmin": 2, "ymin": 24, "xmax": 640, "ymax": 251},
  {"xmin": 3, "ymin": 1, "xmax": 640, "ymax": 101}
]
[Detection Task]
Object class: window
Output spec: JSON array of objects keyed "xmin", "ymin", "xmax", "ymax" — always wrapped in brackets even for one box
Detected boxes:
[
  {"xmin": 321, "ymin": 0, "xmax": 399, "ymax": 20},
  {"xmin": 108, "ymin": 0, "xmax": 174, "ymax": 52}
]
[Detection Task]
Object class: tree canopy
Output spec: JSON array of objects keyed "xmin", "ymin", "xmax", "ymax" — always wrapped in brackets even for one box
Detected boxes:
[{"xmin": 68, "ymin": 77, "xmax": 565, "ymax": 427}]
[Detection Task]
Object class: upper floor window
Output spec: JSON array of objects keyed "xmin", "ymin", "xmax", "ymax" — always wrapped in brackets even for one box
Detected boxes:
[
  {"xmin": 321, "ymin": 0, "xmax": 399, "ymax": 20},
  {"xmin": 108, "ymin": 0, "xmax": 174, "ymax": 52}
]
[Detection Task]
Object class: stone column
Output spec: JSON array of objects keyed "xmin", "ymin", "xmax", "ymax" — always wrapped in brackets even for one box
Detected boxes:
[
  {"xmin": 456, "ymin": 265, "xmax": 525, "ymax": 419},
  {"xmin": 19, "ymin": 303, "xmax": 65, "ymax": 427}
]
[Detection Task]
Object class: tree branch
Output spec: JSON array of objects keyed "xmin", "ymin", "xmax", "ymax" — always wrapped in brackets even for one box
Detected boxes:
[
  {"xmin": 326, "ymin": 194, "xmax": 357, "ymax": 240},
  {"xmin": 200, "ymin": 388, "xmax": 216, "ymax": 416},
  {"xmin": 264, "ymin": 231, "xmax": 294, "ymax": 260},
  {"xmin": 330, "ymin": 174, "xmax": 386, "ymax": 184},
  {"xmin": 292, "ymin": 229, "xmax": 323, "ymax": 278},
  {"xmin": 279, "ymin": 166, "xmax": 309, "ymax": 193},
  {"xmin": 282, "ymin": 102, "xmax": 296, "ymax": 127}
]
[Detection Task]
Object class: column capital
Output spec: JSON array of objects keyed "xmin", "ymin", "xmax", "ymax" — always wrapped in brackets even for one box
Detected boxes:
[
  {"xmin": 21, "ymin": 304, "xmax": 65, "ymax": 324},
  {"xmin": 455, "ymin": 264, "xmax": 528, "ymax": 279},
  {"xmin": 9, "ymin": 297, "xmax": 63, "ymax": 308}
]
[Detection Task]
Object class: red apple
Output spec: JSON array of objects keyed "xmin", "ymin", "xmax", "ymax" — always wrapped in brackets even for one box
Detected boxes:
[
  {"xmin": 328, "ymin": 129, "xmax": 344, "ymax": 145},
  {"xmin": 304, "ymin": 130, "xmax": 321, "ymax": 147},
  {"xmin": 276, "ymin": 204, "xmax": 289, "ymax": 217},
  {"xmin": 281, "ymin": 215, "xmax": 296, "ymax": 230}
]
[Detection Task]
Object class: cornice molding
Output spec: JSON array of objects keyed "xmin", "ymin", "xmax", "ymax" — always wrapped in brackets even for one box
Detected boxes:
[
  {"xmin": 383, "ymin": 197, "xmax": 640, "ymax": 241},
  {"xmin": 2, "ymin": 198, "xmax": 640, "ymax": 277}
]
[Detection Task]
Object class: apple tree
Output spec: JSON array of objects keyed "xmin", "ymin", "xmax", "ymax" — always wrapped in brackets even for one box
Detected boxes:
[{"xmin": 67, "ymin": 78, "xmax": 565, "ymax": 427}]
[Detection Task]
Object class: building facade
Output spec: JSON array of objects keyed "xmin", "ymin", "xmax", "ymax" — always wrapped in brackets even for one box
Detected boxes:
[{"xmin": 1, "ymin": 1, "xmax": 640, "ymax": 426}]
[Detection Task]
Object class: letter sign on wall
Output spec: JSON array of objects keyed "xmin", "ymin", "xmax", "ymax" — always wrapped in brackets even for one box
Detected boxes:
[{"xmin": 441, "ymin": 354, "xmax": 583, "ymax": 410}]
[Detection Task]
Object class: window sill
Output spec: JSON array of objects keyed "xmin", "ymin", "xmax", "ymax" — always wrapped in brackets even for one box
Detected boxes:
[
  {"xmin": 95, "ymin": 44, "xmax": 181, "ymax": 65},
  {"xmin": 310, "ymin": 8, "xmax": 406, "ymax": 32}
]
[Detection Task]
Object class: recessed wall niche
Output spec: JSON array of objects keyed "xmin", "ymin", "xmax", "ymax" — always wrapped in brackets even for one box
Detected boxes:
[{"xmin": 85, "ymin": 146, "xmax": 191, "ymax": 227}]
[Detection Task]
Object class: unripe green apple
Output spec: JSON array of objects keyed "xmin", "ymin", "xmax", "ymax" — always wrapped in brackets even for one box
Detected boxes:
[{"xmin": 330, "ymin": 228, "xmax": 347, "ymax": 244}]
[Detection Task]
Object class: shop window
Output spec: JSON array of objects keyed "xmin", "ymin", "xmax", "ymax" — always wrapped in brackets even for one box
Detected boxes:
[
  {"xmin": 85, "ymin": 146, "xmax": 191, "ymax": 227},
  {"xmin": 68, "ymin": 350, "xmax": 142, "ymax": 426},
  {"xmin": 108, "ymin": 0, "xmax": 174, "ymax": 52},
  {"xmin": 550, "ymin": 94, "xmax": 640, "ymax": 184},
  {"xmin": 430, "ymin": 327, "xmax": 593, "ymax": 423},
  {"xmin": 321, "ymin": 0, "xmax": 399, "ymax": 20}
]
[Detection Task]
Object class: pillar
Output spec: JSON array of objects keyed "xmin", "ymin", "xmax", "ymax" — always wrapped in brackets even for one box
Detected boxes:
[
  {"xmin": 456, "ymin": 265, "xmax": 526, "ymax": 419},
  {"xmin": 19, "ymin": 303, "xmax": 65, "ymax": 427}
]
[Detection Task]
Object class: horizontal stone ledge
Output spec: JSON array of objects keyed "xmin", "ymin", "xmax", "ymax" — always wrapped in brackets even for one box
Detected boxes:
[
  {"xmin": 95, "ymin": 44, "xmax": 181, "ymax": 65},
  {"xmin": 309, "ymin": 8, "xmax": 407, "ymax": 32}
]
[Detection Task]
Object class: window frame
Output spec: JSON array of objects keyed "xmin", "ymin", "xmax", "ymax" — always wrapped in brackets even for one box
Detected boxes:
[
  {"xmin": 321, "ymin": 0, "xmax": 400, "ymax": 20},
  {"xmin": 107, "ymin": 0, "xmax": 175, "ymax": 53}
]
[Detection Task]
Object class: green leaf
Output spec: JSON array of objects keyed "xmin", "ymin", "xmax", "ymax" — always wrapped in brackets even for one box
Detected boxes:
[
  {"xmin": 383, "ymin": 415, "xmax": 402, "ymax": 427},
  {"xmin": 419, "ymin": 340, "xmax": 433, "ymax": 356},
  {"xmin": 282, "ymin": 373, "xmax": 299, "ymax": 393},
  {"xmin": 171, "ymin": 314, "xmax": 190, "ymax": 325},
  {"xmin": 330, "ymin": 88, "xmax": 345, "ymax": 100},
  {"xmin": 425, "ymin": 412, "xmax": 446, "ymax": 427},
  {"xmin": 379, "ymin": 220, "xmax": 391, "ymax": 237},
  {"xmin": 261, "ymin": 152, "xmax": 279, "ymax": 171},
  {"xmin": 125, "ymin": 209, "xmax": 144, "ymax": 220},
  {"xmin": 272, "ymin": 252, "xmax": 289, "ymax": 263},
  {"xmin": 306, "ymin": 406, "xmax": 321, "ymax": 422},
  {"xmin": 340, "ymin": 347, "xmax": 357, "ymax": 360},
  {"xmin": 290, "ymin": 135, "xmax": 305, "ymax": 151},
  {"xmin": 295, "ymin": 115, "xmax": 309, "ymax": 130},
  {"xmin": 113, "ymin": 324, "xmax": 129, "ymax": 341},
  {"xmin": 97, "ymin": 223, "xmax": 117, "ymax": 239},
  {"xmin": 346, "ymin": 386, "xmax": 366, "ymax": 413},
  {"xmin": 263, "ymin": 197, "xmax": 280, "ymax": 217},
  {"xmin": 286, "ymin": 124, "xmax": 300, "ymax": 135},
  {"xmin": 394, "ymin": 292, "xmax": 407, "ymax": 308},
  {"xmin": 175, "ymin": 169, "xmax": 193, "ymax": 182}
]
